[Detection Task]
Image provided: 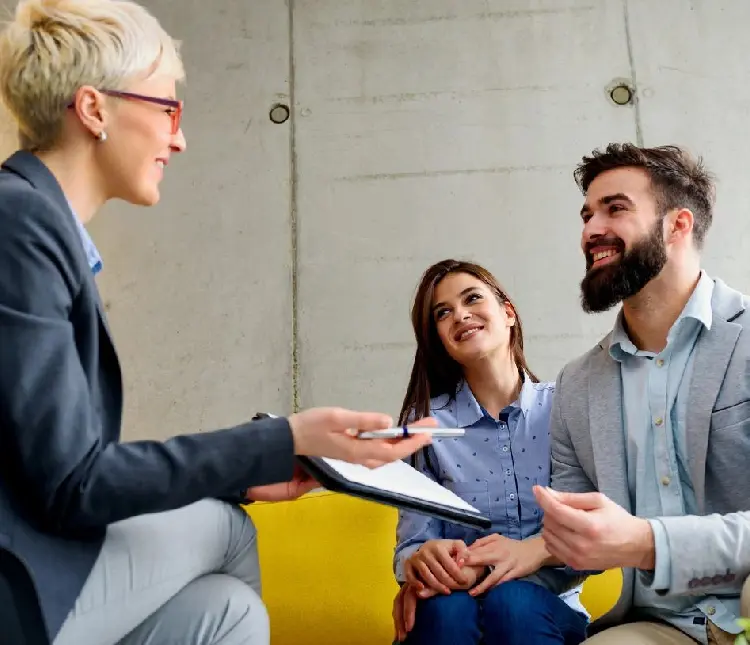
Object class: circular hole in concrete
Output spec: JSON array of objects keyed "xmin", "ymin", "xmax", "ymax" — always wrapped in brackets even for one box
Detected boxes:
[
  {"xmin": 269, "ymin": 103, "xmax": 290, "ymax": 124},
  {"xmin": 609, "ymin": 84, "xmax": 634, "ymax": 106}
]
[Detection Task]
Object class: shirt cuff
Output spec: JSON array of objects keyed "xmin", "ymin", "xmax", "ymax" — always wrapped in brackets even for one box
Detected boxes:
[
  {"xmin": 643, "ymin": 519, "xmax": 670, "ymax": 590},
  {"xmin": 394, "ymin": 544, "xmax": 421, "ymax": 583}
]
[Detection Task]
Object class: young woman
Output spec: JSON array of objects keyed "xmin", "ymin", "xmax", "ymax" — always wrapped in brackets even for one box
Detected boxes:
[
  {"xmin": 392, "ymin": 259, "xmax": 589, "ymax": 645},
  {"xmin": 0, "ymin": 2, "xmax": 430, "ymax": 644}
]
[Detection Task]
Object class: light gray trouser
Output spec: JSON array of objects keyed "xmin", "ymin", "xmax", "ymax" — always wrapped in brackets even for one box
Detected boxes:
[{"xmin": 53, "ymin": 499, "xmax": 268, "ymax": 645}]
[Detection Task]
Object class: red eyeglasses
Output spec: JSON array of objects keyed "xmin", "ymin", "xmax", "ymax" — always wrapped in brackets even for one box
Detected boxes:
[{"xmin": 68, "ymin": 90, "xmax": 183, "ymax": 134}]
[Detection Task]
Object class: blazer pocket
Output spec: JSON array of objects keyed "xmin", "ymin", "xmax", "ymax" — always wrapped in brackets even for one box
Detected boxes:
[
  {"xmin": 443, "ymin": 480, "xmax": 490, "ymax": 515},
  {"xmin": 710, "ymin": 399, "xmax": 750, "ymax": 432}
]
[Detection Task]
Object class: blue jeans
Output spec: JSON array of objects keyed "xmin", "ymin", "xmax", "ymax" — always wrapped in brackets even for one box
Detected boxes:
[{"xmin": 404, "ymin": 580, "xmax": 588, "ymax": 645}]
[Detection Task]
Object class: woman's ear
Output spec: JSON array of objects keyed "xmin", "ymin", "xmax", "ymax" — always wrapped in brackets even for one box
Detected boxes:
[
  {"xmin": 71, "ymin": 86, "xmax": 109, "ymax": 139},
  {"xmin": 503, "ymin": 302, "xmax": 516, "ymax": 327}
]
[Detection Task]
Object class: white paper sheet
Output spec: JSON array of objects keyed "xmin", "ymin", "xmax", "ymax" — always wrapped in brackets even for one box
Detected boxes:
[{"xmin": 320, "ymin": 457, "xmax": 479, "ymax": 513}]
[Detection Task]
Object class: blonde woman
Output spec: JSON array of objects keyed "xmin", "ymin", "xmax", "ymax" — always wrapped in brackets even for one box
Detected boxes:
[{"xmin": 0, "ymin": 1, "xmax": 431, "ymax": 644}]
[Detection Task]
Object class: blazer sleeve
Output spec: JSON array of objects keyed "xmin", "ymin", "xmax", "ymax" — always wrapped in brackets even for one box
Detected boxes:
[
  {"xmin": 548, "ymin": 367, "xmax": 603, "ymax": 579},
  {"xmin": 653, "ymin": 512, "xmax": 750, "ymax": 597},
  {"xmin": 549, "ymin": 367, "xmax": 596, "ymax": 495},
  {"xmin": 0, "ymin": 192, "xmax": 296, "ymax": 537}
]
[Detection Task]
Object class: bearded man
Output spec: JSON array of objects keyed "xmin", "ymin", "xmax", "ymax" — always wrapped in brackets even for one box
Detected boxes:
[{"xmin": 532, "ymin": 143, "xmax": 750, "ymax": 645}]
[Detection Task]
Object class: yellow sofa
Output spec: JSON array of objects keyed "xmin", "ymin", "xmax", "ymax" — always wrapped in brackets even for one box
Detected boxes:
[{"xmin": 245, "ymin": 491, "xmax": 622, "ymax": 645}]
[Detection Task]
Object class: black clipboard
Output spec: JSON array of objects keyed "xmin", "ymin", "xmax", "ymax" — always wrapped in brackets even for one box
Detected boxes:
[{"xmin": 253, "ymin": 412, "xmax": 492, "ymax": 530}]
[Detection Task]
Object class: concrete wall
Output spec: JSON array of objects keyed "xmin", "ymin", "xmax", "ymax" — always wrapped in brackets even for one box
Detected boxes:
[{"xmin": 1, "ymin": 0, "xmax": 749, "ymax": 440}]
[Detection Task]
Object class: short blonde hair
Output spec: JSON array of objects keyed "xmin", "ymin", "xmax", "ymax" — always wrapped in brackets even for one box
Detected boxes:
[{"xmin": 0, "ymin": 0, "xmax": 184, "ymax": 151}]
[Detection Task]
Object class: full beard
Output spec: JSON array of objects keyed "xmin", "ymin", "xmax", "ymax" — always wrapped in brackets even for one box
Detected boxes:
[{"xmin": 580, "ymin": 221, "xmax": 668, "ymax": 313}]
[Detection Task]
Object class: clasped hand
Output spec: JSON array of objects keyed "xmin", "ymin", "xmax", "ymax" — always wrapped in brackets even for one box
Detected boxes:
[{"xmin": 394, "ymin": 535, "xmax": 545, "ymax": 641}]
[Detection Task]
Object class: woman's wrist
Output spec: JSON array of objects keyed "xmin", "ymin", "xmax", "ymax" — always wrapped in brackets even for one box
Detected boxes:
[{"xmin": 533, "ymin": 536, "xmax": 561, "ymax": 567}]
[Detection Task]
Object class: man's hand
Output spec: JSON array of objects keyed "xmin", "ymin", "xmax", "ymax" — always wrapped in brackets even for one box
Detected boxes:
[
  {"xmin": 245, "ymin": 464, "xmax": 318, "ymax": 502},
  {"xmin": 289, "ymin": 408, "xmax": 436, "ymax": 468},
  {"xmin": 404, "ymin": 539, "xmax": 470, "ymax": 594},
  {"xmin": 533, "ymin": 486, "xmax": 655, "ymax": 571},
  {"xmin": 457, "ymin": 534, "xmax": 547, "ymax": 596}
]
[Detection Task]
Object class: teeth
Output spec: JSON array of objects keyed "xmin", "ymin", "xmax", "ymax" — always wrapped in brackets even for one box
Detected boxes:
[
  {"xmin": 459, "ymin": 328, "xmax": 480, "ymax": 340},
  {"xmin": 156, "ymin": 160, "xmax": 165, "ymax": 168},
  {"xmin": 593, "ymin": 249, "xmax": 617, "ymax": 262}
]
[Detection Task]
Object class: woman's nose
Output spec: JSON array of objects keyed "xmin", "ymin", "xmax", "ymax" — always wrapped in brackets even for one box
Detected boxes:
[
  {"xmin": 170, "ymin": 128, "xmax": 187, "ymax": 153},
  {"xmin": 453, "ymin": 307, "xmax": 470, "ymax": 322}
]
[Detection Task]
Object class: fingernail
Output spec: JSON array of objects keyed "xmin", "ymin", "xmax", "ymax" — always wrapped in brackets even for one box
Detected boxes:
[{"xmin": 345, "ymin": 428, "xmax": 358, "ymax": 436}]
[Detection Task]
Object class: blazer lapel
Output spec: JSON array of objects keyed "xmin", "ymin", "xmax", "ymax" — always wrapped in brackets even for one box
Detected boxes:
[
  {"xmin": 2, "ymin": 152, "xmax": 118, "ymax": 347},
  {"xmin": 686, "ymin": 318, "xmax": 741, "ymax": 511},
  {"xmin": 588, "ymin": 343, "xmax": 632, "ymax": 511},
  {"xmin": 93, "ymin": 285, "xmax": 116, "ymax": 345}
]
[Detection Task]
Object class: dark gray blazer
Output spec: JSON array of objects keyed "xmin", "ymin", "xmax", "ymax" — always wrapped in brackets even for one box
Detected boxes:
[{"xmin": 0, "ymin": 151, "xmax": 296, "ymax": 641}]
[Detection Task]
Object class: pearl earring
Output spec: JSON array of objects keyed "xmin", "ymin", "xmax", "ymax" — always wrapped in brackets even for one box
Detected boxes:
[{"xmin": 97, "ymin": 131, "xmax": 108, "ymax": 142}]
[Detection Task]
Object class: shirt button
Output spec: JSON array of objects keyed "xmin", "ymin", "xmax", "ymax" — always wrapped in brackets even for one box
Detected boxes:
[
  {"xmin": 654, "ymin": 417, "xmax": 664, "ymax": 426},
  {"xmin": 656, "ymin": 358, "xmax": 665, "ymax": 367},
  {"xmin": 706, "ymin": 606, "xmax": 716, "ymax": 615},
  {"xmin": 509, "ymin": 494, "xmax": 515, "ymax": 500},
  {"xmin": 502, "ymin": 446, "xmax": 509, "ymax": 452},
  {"xmin": 505, "ymin": 469, "xmax": 512, "ymax": 475},
  {"xmin": 661, "ymin": 476, "xmax": 671, "ymax": 486}
]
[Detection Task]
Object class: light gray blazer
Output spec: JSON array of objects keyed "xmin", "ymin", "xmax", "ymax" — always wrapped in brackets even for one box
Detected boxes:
[{"xmin": 550, "ymin": 277, "xmax": 750, "ymax": 630}]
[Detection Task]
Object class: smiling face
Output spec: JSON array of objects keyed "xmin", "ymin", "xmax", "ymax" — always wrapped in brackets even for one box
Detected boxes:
[
  {"xmin": 89, "ymin": 73, "xmax": 187, "ymax": 206},
  {"xmin": 431, "ymin": 272, "xmax": 516, "ymax": 366},
  {"xmin": 579, "ymin": 167, "xmax": 669, "ymax": 312}
]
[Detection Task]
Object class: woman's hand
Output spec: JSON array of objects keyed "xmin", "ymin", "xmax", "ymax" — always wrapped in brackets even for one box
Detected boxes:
[
  {"xmin": 288, "ymin": 408, "xmax": 436, "ymax": 468},
  {"xmin": 393, "ymin": 564, "xmax": 486, "ymax": 640},
  {"xmin": 244, "ymin": 464, "xmax": 318, "ymax": 502},
  {"xmin": 404, "ymin": 539, "xmax": 470, "ymax": 594},
  {"xmin": 394, "ymin": 557, "xmax": 487, "ymax": 640},
  {"xmin": 459, "ymin": 534, "xmax": 547, "ymax": 596},
  {"xmin": 447, "ymin": 563, "xmax": 485, "ymax": 591},
  {"xmin": 392, "ymin": 583, "xmax": 421, "ymax": 642}
]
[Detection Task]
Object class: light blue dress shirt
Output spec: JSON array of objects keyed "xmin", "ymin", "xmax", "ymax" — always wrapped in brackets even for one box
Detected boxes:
[
  {"xmin": 393, "ymin": 376, "xmax": 587, "ymax": 616},
  {"xmin": 609, "ymin": 271, "xmax": 740, "ymax": 643},
  {"xmin": 67, "ymin": 202, "xmax": 102, "ymax": 274}
]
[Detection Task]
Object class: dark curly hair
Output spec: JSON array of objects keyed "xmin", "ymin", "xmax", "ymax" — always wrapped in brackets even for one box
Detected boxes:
[{"xmin": 574, "ymin": 143, "xmax": 716, "ymax": 248}]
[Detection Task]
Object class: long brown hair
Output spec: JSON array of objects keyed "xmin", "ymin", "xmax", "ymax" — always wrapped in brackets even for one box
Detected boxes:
[{"xmin": 398, "ymin": 259, "xmax": 538, "ymax": 425}]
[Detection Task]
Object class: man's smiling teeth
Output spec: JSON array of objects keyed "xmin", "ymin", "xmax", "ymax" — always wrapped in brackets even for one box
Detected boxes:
[
  {"xmin": 459, "ymin": 328, "xmax": 481, "ymax": 340},
  {"xmin": 593, "ymin": 249, "xmax": 618, "ymax": 262},
  {"xmin": 156, "ymin": 160, "xmax": 165, "ymax": 168}
]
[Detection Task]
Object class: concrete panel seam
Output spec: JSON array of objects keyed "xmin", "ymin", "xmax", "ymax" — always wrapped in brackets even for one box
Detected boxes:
[{"xmin": 289, "ymin": 0, "xmax": 300, "ymax": 412}]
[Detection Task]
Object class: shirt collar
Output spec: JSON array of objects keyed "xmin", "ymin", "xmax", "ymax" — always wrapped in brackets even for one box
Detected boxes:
[
  {"xmin": 67, "ymin": 202, "xmax": 103, "ymax": 275},
  {"xmin": 609, "ymin": 270, "xmax": 713, "ymax": 360},
  {"xmin": 452, "ymin": 373, "xmax": 535, "ymax": 427}
]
